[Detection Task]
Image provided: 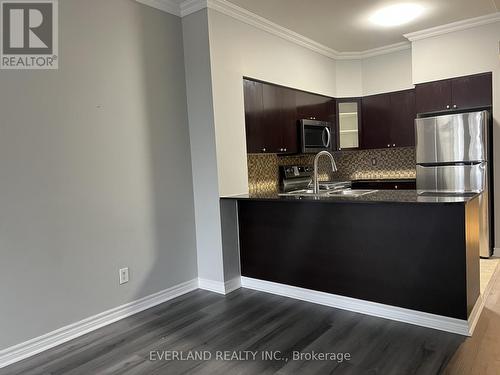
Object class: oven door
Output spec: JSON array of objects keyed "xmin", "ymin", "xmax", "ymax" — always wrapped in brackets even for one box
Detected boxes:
[{"xmin": 301, "ymin": 120, "xmax": 332, "ymax": 153}]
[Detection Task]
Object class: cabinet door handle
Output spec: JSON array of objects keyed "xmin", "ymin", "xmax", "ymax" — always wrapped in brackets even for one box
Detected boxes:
[
  {"xmin": 393, "ymin": 144, "xmax": 396, "ymax": 147},
  {"xmin": 453, "ymin": 105, "xmax": 457, "ymax": 109},
  {"xmin": 387, "ymin": 144, "xmax": 390, "ymax": 148},
  {"xmin": 262, "ymin": 148, "xmax": 267, "ymax": 152},
  {"xmin": 284, "ymin": 148, "xmax": 287, "ymax": 152},
  {"xmin": 446, "ymin": 105, "xmax": 450, "ymax": 109}
]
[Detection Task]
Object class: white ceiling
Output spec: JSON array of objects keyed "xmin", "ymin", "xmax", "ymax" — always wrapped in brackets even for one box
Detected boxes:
[{"xmin": 224, "ymin": 0, "xmax": 500, "ymax": 51}]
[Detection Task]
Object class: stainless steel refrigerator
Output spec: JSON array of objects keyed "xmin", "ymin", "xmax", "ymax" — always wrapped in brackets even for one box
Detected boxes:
[{"xmin": 415, "ymin": 110, "xmax": 492, "ymax": 257}]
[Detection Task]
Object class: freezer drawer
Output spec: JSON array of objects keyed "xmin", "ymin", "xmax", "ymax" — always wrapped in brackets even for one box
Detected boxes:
[
  {"xmin": 415, "ymin": 111, "xmax": 487, "ymax": 164},
  {"xmin": 416, "ymin": 163, "xmax": 486, "ymax": 193}
]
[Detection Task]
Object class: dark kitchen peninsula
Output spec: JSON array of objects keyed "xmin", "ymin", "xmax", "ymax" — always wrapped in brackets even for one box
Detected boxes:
[{"xmin": 221, "ymin": 192, "xmax": 480, "ymax": 322}]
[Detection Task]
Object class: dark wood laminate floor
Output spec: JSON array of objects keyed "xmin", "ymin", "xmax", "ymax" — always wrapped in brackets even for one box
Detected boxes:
[{"xmin": 1, "ymin": 288, "xmax": 465, "ymax": 375}]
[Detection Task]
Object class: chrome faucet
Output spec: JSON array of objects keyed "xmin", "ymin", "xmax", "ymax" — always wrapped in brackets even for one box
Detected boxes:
[{"xmin": 313, "ymin": 151, "xmax": 338, "ymax": 194}]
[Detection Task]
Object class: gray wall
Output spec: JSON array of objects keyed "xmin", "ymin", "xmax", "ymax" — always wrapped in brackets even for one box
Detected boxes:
[
  {"xmin": 0, "ymin": 0, "xmax": 198, "ymax": 349},
  {"xmin": 182, "ymin": 10, "xmax": 225, "ymax": 283}
]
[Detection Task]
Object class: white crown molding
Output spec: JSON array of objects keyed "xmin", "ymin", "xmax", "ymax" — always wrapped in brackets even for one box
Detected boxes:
[
  {"xmin": 201, "ymin": 0, "xmax": 413, "ymax": 60},
  {"xmin": 336, "ymin": 41, "xmax": 411, "ymax": 60},
  {"xmin": 136, "ymin": 0, "xmax": 182, "ymax": 16},
  {"xmin": 180, "ymin": 0, "xmax": 207, "ymax": 17},
  {"xmin": 404, "ymin": 12, "xmax": 500, "ymax": 41},
  {"xmin": 241, "ymin": 276, "xmax": 483, "ymax": 336},
  {"xmin": 0, "ymin": 279, "xmax": 199, "ymax": 369},
  {"xmin": 205, "ymin": 0, "xmax": 339, "ymax": 59}
]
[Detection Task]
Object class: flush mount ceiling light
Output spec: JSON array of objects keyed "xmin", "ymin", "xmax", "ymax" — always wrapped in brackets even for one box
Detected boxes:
[{"xmin": 370, "ymin": 3, "xmax": 425, "ymax": 27}]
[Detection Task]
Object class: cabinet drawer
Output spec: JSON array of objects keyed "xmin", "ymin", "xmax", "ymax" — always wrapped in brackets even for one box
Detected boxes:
[{"xmin": 351, "ymin": 180, "xmax": 416, "ymax": 190}]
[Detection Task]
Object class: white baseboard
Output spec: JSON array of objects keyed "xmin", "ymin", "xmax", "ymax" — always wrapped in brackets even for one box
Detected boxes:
[
  {"xmin": 224, "ymin": 277, "xmax": 242, "ymax": 294},
  {"xmin": 469, "ymin": 258, "xmax": 500, "ymax": 334},
  {"xmin": 483, "ymin": 257, "xmax": 500, "ymax": 299},
  {"xmin": 0, "ymin": 279, "xmax": 199, "ymax": 369},
  {"xmin": 241, "ymin": 277, "xmax": 476, "ymax": 336},
  {"xmin": 467, "ymin": 295, "xmax": 484, "ymax": 336},
  {"xmin": 198, "ymin": 278, "xmax": 226, "ymax": 294},
  {"xmin": 198, "ymin": 277, "xmax": 242, "ymax": 295}
]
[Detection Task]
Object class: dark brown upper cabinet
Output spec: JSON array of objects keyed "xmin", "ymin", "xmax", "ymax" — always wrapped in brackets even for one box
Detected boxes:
[
  {"xmin": 244, "ymin": 73, "xmax": 492, "ymax": 155},
  {"xmin": 415, "ymin": 80, "xmax": 452, "ymax": 114},
  {"xmin": 243, "ymin": 79, "xmax": 267, "ymax": 153},
  {"xmin": 243, "ymin": 78, "xmax": 336, "ymax": 154},
  {"xmin": 261, "ymin": 83, "xmax": 289, "ymax": 153},
  {"xmin": 243, "ymin": 79, "xmax": 298, "ymax": 154},
  {"xmin": 361, "ymin": 89, "xmax": 416, "ymax": 149},
  {"xmin": 296, "ymin": 91, "xmax": 336, "ymax": 123},
  {"xmin": 389, "ymin": 89, "xmax": 416, "ymax": 148},
  {"xmin": 415, "ymin": 72, "xmax": 492, "ymax": 114},
  {"xmin": 451, "ymin": 73, "xmax": 492, "ymax": 109},
  {"xmin": 263, "ymin": 84, "xmax": 298, "ymax": 154},
  {"xmin": 361, "ymin": 93, "xmax": 391, "ymax": 149}
]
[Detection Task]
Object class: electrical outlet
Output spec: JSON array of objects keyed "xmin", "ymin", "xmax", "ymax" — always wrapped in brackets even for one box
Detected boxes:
[
  {"xmin": 119, "ymin": 267, "xmax": 129, "ymax": 285},
  {"xmin": 371, "ymin": 158, "xmax": 377, "ymax": 166}
]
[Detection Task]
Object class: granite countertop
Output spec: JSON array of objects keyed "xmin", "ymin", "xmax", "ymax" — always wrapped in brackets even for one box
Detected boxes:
[{"xmin": 221, "ymin": 190, "xmax": 479, "ymax": 204}]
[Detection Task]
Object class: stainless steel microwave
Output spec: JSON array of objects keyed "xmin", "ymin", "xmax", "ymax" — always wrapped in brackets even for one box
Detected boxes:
[{"xmin": 299, "ymin": 119, "xmax": 333, "ymax": 153}]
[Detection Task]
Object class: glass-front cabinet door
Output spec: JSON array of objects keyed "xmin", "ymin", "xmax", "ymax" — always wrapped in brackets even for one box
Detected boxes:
[{"xmin": 337, "ymin": 99, "xmax": 361, "ymax": 150}]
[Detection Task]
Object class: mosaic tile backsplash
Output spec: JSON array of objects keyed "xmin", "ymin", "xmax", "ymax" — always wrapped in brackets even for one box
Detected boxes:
[{"xmin": 248, "ymin": 147, "xmax": 416, "ymax": 194}]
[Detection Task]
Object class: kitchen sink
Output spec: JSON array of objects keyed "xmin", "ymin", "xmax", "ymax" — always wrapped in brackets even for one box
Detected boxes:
[
  {"xmin": 279, "ymin": 188, "xmax": 378, "ymax": 198},
  {"xmin": 278, "ymin": 189, "xmax": 327, "ymax": 197},
  {"xmin": 326, "ymin": 189, "xmax": 378, "ymax": 197}
]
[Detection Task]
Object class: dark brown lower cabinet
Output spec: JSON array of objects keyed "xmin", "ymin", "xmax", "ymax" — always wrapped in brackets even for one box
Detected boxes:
[{"xmin": 351, "ymin": 179, "xmax": 416, "ymax": 190}]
